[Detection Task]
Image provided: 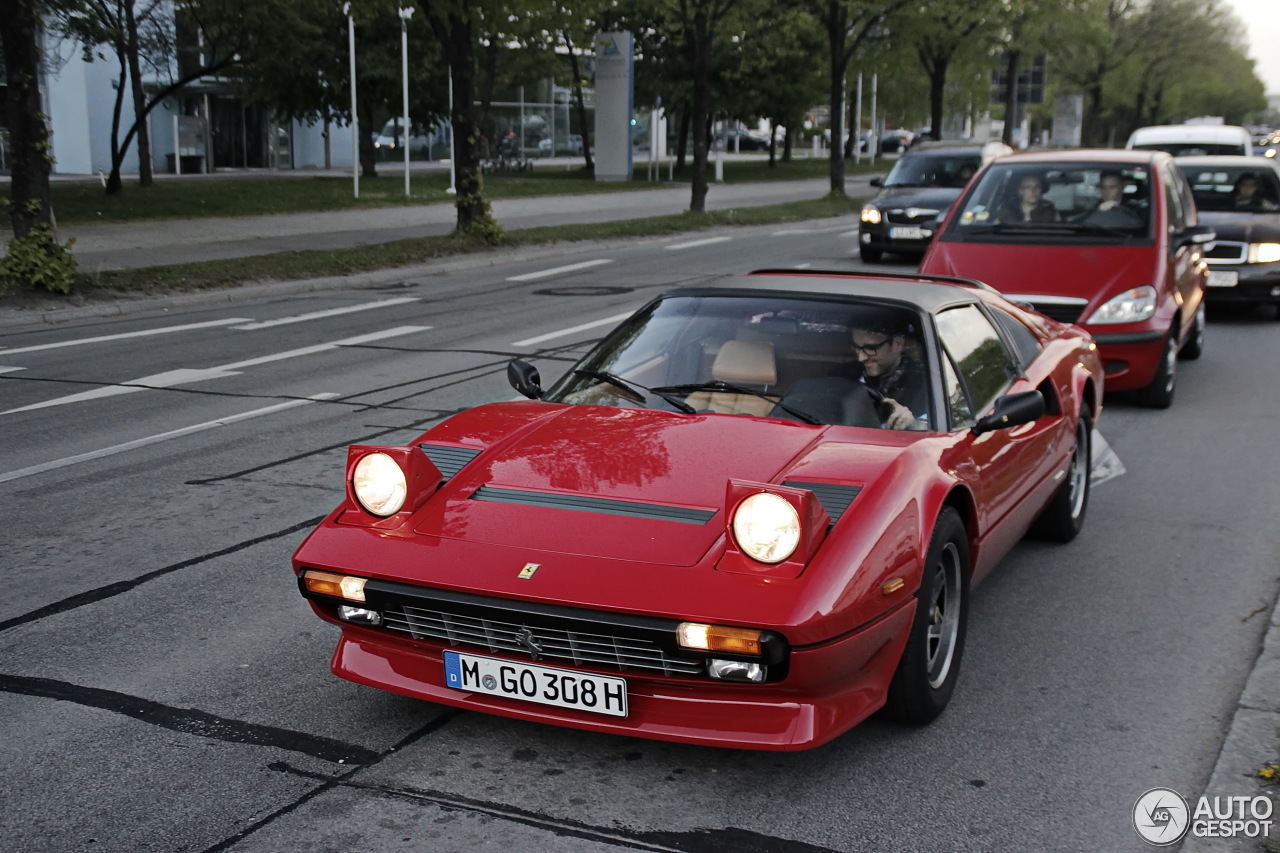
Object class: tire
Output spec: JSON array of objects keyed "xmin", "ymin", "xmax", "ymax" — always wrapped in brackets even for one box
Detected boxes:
[
  {"xmin": 883, "ymin": 507, "xmax": 970, "ymax": 725},
  {"xmin": 1179, "ymin": 301, "xmax": 1205, "ymax": 360},
  {"xmin": 859, "ymin": 246, "xmax": 883, "ymax": 263},
  {"xmin": 1031, "ymin": 409, "xmax": 1092, "ymax": 542},
  {"xmin": 1136, "ymin": 330, "xmax": 1177, "ymax": 409}
]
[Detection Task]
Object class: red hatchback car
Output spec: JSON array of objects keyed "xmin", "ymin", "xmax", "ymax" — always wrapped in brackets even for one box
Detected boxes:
[
  {"xmin": 919, "ymin": 149, "xmax": 1212, "ymax": 408},
  {"xmin": 294, "ymin": 271, "xmax": 1103, "ymax": 751}
]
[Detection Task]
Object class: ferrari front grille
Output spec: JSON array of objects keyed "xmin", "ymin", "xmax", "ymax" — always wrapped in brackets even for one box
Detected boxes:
[{"xmin": 381, "ymin": 605, "xmax": 705, "ymax": 676}]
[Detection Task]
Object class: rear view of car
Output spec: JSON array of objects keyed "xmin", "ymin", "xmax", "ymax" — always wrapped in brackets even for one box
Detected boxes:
[
  {"xmin": 919, "ymin": 150, "xmax": 1212, "ymax": 408},
  {"xmin": 1126, "ymin": 124, "xmax": 1254, "ymax": 157},
  {"xmin": 1175, "ymin": 156, "xmax": 1280, "ymax": 311}
]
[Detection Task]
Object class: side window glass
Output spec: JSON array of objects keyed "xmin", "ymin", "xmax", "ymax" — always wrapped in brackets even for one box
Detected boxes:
[
  {"xmin": 942, "ymin": 352, "xmax": 973, "ymax": 428},
  {"xmin": 1163, "ymin": 165, "xmax": 1186, "ymax": 232},
  {"xmin": 988, "ymin": 306, "xmax": 1042, "ymax": 367},
  {"xmin": 935, "ymin": 305, "xmax": 1016, "ymax": 418}
]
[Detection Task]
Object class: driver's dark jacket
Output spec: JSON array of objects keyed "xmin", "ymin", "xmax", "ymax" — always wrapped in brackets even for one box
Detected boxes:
[{"xmin": 862, "ymin": 354, "xmax": 929, "ymax": 424}]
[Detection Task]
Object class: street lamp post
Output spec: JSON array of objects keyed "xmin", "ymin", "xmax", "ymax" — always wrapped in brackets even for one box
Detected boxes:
[
  {"xmin": 446, "ymin": 72, "xmax": 456, "ymax": 195},
  {"xmin": 399, "ymin": 6, "xmax": 414, "ymax": 198},
  {"xmin": 345, "ymin": 2, "xmax": 358, "ymax": 199}
]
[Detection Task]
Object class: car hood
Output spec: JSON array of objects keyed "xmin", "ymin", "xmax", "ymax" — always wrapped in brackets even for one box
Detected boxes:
[
  {"xmin": 1198, "ymin": 210, "xmax": 1280, "ymax": 242},
  {"xmin": 409, "ymin": 403, "xmax": 838, "ymax": 567},
  {"xmin": 871, "ymin": 186, "xmax": 961, "ymax": 212},
  {"xmin": 921, "ymin": 241, "xmax": 1155, "ymax": 303}
]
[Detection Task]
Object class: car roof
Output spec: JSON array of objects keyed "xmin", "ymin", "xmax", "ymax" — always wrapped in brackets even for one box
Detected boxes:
[
  {"xmin": 989, "ymin": 148, "xmax": 1170, "ymax": 167},
  {"xmin": 660, "ymin": 270, "xmax": 997, "ymax": 315},
  {"xmin": 1172, "ymin": 155, "xmax": 1280, "ymax": 170},
  {"xmin": 1128, "ymin": 124, "xmax": 1252, "ymax": 144}
]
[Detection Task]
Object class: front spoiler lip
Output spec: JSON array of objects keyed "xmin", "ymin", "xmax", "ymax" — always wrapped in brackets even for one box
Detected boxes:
[{"xmin": 1089, "ymin": 329, "xmax": 1164, "ymax": 345}]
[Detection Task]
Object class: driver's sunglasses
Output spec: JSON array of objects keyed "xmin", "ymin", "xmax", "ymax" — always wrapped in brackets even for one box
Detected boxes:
[{"xmin": 854, "ymin": 337, "xmax": 892, "ymax": 356}]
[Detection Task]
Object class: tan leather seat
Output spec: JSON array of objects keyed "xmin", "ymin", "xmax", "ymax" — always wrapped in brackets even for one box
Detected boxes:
[{"xmin": 686, "ymin": 340, "xmax": 779, "ymax": 416}]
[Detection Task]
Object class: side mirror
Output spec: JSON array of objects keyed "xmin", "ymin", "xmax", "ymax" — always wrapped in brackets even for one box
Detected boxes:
[
  {"xmin": 971, "ymin": 390, "xmax": 1045, "ymax": 435},
  {"xmin": 1178, "ymin": 224, "xmax": 1216, "ymax": 248},
  {"xmin": 507, "ymin": 359, "xmax": 543, "ymax": 399},
  {"xmin": 869, "ymin": 175, "xmax": 884, "ymax": 188}
]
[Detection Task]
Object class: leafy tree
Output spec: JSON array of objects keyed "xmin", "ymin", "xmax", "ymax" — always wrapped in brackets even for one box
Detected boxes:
[{"xmin": 905, "ymin": 0, "xmax": 999, "ymax": 140}]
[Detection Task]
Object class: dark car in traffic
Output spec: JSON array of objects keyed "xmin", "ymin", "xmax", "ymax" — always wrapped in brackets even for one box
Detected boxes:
[
  {"xmin": 858, "ymin": 141, "xmax": 1011, "ymax": 262},
  {"xmin": 1175, "ymin": 156, "xmax": 1280, "ymax": 312}
]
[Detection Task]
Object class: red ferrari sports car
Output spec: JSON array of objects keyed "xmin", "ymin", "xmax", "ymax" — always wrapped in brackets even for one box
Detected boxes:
[{"xmin": 294, "ymin": 270, "xmax": 1103, "ymax": 750}]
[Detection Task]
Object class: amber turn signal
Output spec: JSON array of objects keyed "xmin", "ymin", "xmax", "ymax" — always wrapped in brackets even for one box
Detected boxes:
[
  {"xmin": 676, "ymin": 622, "xmax": 763, "ymax": 655},
  {"xmin": 302, "ymin": 569, "xmax": 367, "ymax": 602}
]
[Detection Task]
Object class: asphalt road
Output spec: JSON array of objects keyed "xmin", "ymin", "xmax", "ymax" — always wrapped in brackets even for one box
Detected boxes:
[{"xmin": 1, "ymin": 224, "xmax": 1277, "ymax": 852}]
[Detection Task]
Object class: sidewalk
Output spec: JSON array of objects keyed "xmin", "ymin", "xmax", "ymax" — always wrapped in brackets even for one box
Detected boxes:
[{"xmin": 58, "ymin": 176, "xmax": 840, "ymax": 272}]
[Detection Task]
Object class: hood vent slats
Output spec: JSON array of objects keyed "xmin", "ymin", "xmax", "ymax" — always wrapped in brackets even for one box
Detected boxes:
[
  {"xmin": 418, "ymin": 444, "xmax": 482, "ymax": 481},
  {"xmin": 471, "ymin": 485, "xmax": 715, "ymax": 525},
  {"xmin": 782, "ymin": 481, "xmax": 862, "ymax": 525}
]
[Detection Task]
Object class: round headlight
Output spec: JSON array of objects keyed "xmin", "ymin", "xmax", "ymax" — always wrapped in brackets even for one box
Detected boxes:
[
  {"xmin": 352, "ymin": 452, "xmax": 407, "ymax": 516},
  {"xmin": 732, "ymin": 492, "xmax": 801, "ymax": 564}
]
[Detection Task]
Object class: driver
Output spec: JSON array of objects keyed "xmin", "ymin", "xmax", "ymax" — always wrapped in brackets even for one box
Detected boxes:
[{"xmin": 848, "ymin": 315, "xmax": 929, "ymax": 430}]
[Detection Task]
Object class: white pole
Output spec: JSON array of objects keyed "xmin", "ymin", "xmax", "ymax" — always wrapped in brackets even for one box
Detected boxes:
[
  {"xmin": 870, "ymin": 72, "xmax": 878, "ymax": 166},
  {"xmin": 446, "ymin": 72, "xmax": 457, "ymax": 194},
  {"xmin": 399, "ymin": 6, "xmax": 413, "ymax": 197},
  {"xmin": 173, "ymin": 114, "xmax": 181, "ymax": 175},
  {"xmin": 549, "ymin": 77, "xmax": 556, "ymax": 156},
  {"xmin": 346, "ymin": 3, "xmax": 358, "ymax": 199},
  {"xmin": 854, "ymin": 73, "xmax": 863, "ymax": 165}
]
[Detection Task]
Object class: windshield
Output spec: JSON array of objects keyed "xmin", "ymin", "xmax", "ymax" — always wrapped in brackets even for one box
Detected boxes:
[
  {"xmin": 885, "ymin": 152, "xmax": 981, "ymax": 188},
  {"xmin": 1177, "ymin": 163, "xmax": 1280, "ymax": 213},
  {"xmin": 1132, "ymin": 142, "xmax": 1247, "ymax": 157},
  {"xmin": 543, "ymin": 294, "xmax": 933, "ymax": 430},
  {"xmin": 943, "ymin": 162, "xmax": 1153, "ymax": 241}
]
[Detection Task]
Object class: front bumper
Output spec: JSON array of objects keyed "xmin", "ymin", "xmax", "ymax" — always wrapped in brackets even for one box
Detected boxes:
[
  {"xmin": 316, "ymin": 599, "xmax": 915, "ymax": 751},
  {"xmin": 1202, "ymin": 263, "xmax": 1280, "ymax": 305},
  {"xmin": 859, "ymin": 224, "xmax": 932, "ymax": 256},
  {"xmin": 1086, "ymin": 329, "xmax": 1166, "ymax": 391}
]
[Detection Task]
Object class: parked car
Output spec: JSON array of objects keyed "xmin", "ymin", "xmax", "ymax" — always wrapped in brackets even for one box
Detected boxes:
[
  {"xmin": 1175, "ymin": 156, "xmax": 1280, "ymax": 312},
  {"xmin": 919, "ymin": 149, "xmax": 1212, "ymax": 408},
  {"xmin": 373, "ymin": 119, "xmax": 428, "ymax": 154},
  {"xmin": 294, "ymin": 269, "xmax": 1103, "ymax": 751},
  {"xmin": 537, "ymin": 134, "xmax": 584, "ymax": 156},
  {"xmin": 879, "ymin": 129, "xmax": 915, "ymax": 154},
  {"xmin": 859, "ymin": 140, "xmax": 1013, "ymax": 262},
  {"xmin": 717, "ymin": 129, "xmax": 770, "ymax": 151},
  {"xmin": 1125, "ymin": 124, "xmax": 1254, "ymax": 157}
]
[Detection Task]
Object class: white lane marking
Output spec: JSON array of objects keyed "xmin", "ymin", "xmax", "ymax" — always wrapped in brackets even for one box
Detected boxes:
[
  {"xmin": 1, "ymin": 326, "xmax": 430, "ymax": 415},
  {"xmin": 1091, "ymin": 429, "xmax": 1126, "ymax": 486},
  {"xmin": 0, "ymin": 318, "xmax": 252, "ymax": 356},
  {"xmin": 513, "ymin": 312, "xmax": 633, "ymax": 347},
  {"xmin": 231, "ymin": 297, "xmax": 419, "ymax": 330},
  {"xmin": 506, "ymin": 259, "xmax": 614, "ymax": 282},
  {"xmin": 0, "ymin": 394, "xmax": 339, "ymax": 485},
  {"xmin": 771, "ymin": 225, "xmax": 856, "ymax": 236},
  {"xmin": 0, "ymin": 366, "xmax": 26, "ymax": 375},
  {"xmin": 839, "ymin": 230, "xmax": 860, "ymax": 238},
  {"xmin": 665, "ymin": 236, "xmax": 732, "ymax": 251}
]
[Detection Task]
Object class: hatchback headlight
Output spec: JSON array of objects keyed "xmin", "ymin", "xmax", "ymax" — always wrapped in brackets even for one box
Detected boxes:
[
  {"xmin": 352, "ymin": 452, "xmax": 407, "ymax": 516},
  {"xmin": 1249, "ymin": 243, "xmax": 1280, "ymax": 263},
  {"xmin": 861, "ymin": 205, "xmax": 882, "ymax": 225},
  {"xmin": 732, "ymin": 492, "xmax": 801, "ymax": 563},
  {"xmin": 1085, "ymin": 285, "xmax": 1157, "ymax": 324}
]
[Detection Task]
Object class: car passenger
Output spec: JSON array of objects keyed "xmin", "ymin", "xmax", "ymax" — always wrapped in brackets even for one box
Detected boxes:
[
  {"xmin": 847, "ymin": 316, "xmax": 929, "ymax": 431},
  {"xmin": 998, "ymin": 174, "xmax": 1061, "ymax": 223}
]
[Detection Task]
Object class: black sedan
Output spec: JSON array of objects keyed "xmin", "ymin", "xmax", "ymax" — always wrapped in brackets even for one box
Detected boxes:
[{"xmin": 1176, "ymin": 156, "xmax": 1280, "ymax": 312}]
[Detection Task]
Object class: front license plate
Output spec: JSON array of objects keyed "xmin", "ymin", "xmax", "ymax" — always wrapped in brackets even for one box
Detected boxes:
[
  {"xmin": 1207, "ymin": 270, "xmax": 1239, "ymax": 287},
  {"xmin": 444, "ymin": 651, "xmax": 628, "ymax": 717},
  {"xmin": 890, "ymin": 226, "xmax": 925, "ymax": 240}
]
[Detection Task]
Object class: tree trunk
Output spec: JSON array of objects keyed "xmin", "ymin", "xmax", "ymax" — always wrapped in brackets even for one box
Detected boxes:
[
  {"xmin": 105, "ymin": 48, "xmax": 129, "ymax": 195},
  {"xmin": 783, "ymin": 126, "xmax": 793, "ymax": 162},
  {"xmin": 688, "ymin": 7, "xmax": 712, "ymax": 213},
  {"xmin": 124, "ymin": 0, "xmax": 153, "ymax": 187},
  {"xmin": 676, "ymin": 111, "xmax": 690, "ymax": 170},
  {"xmin": 826, "ymin": 2, "xmax": 847, "ymax": 196},
  {"xmin": 429, "ymin": 10, "xmax": 487, "ymax": 232},
  {"xmin": 927, "ymin": 55, "xmax": 948, "ymax": 141},
  {"xmin": 1, "ymin": 0, "xmax": 56, "ymax": 238},
  {"xmin": 1001, "ymin": 49, "xmax": 1020, "ymax": 147},
  {"xmin": 358, "ymin": 98, "xmax": 377, "ymax": 178},
  {"xmin": 566, "ymin": 40, "xmax": 593, "ymax": 172}
]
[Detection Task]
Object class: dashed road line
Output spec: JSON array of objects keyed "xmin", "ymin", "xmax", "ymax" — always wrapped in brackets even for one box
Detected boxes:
[
  {"xmin": 231, "ymin": 297, "xmax": 420, "ymax": 330},
  {"xmin": 506, "ymin": 259, "xmax": 613, "ymax": 282}
]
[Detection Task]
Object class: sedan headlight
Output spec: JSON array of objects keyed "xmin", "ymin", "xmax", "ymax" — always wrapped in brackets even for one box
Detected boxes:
[
  {"xmin": 732, "ymin": 492, "xmax": 801, "ymax": 563},
  {"xmin": 1249, "ymin": 243, "xmax": 1280, "ymax": 263},
  {"xmin": 1084, "ymin": 285, "xmax": 1157, "ymax": 324},
  {"xmin": 352, "ymin": 452, "xmax": 407, "ymax": 516},
  {"xmin": 860, "ymin": 205, "xmax": 882, "ymax": 225}
]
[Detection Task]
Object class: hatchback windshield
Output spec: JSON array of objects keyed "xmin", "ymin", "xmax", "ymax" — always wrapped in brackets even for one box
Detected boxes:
[
  {"xmin": 884, "ymin": 152, "xmax": 981, "ymax": 188},
  {"xmin": 945, "ymin": 162, "xmax": 1153, "ymax": 240}
]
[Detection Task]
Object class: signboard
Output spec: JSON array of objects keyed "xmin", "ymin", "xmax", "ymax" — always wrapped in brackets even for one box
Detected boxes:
[{"xmin": 594, "ymin": 32, "xmax": 633, "ymax": 182}]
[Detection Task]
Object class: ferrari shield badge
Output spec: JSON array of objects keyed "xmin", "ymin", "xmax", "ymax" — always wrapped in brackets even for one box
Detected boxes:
[{"xmin": 518, "ymin": 562, "xmax": 540, "ymax": 580}]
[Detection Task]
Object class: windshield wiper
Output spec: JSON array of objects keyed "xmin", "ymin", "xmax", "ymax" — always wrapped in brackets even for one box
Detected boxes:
[
  {"xmin": 572, "ymin": 369, "xmax": 696, "ymax": 414},
  {"xmin": 652, "ymin": 381, "xmax": 822, "ymax": 425}
]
